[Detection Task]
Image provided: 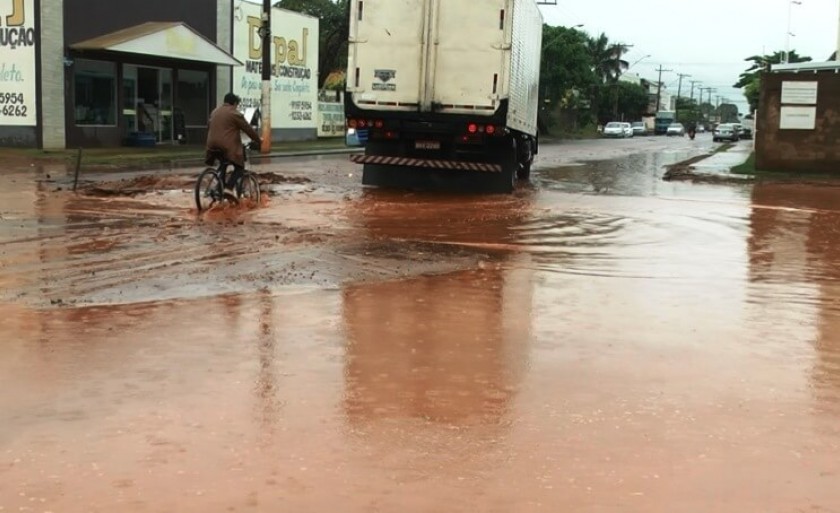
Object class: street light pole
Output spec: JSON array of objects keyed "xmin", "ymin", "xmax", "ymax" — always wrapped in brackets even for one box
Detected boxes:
[
  {"xmin": 629, "ymin": 54, "xmax": 651, "ymax": 70},
  {"xmin": 836, "ymin": 0, "xmax": 840, "ymax": 61},
  {"xmin": 785, "ymin": 0, "xmax": 802, "ymax": 63}
]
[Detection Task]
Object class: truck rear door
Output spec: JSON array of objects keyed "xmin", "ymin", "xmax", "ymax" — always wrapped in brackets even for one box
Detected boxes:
[
  {"xmin": 347, "ymin": 0, "xmax": 427, "ymax": 110},
  {"xmin": 428, "ymin": 0, "xmax": 508, "ymax": 114}
]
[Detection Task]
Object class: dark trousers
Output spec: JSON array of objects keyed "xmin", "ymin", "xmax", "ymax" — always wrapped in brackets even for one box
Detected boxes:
[{"xmin": 220, "ymin": 164, "xmax": 245, "ymax": 189}]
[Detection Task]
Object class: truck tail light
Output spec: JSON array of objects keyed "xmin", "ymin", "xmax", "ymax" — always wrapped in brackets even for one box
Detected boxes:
[
  {"xmin": 358, "ymin": 120, "xmax": 367, "ymax": 128},
  {"xmin": 486, "ymin": 124, "xmax": 496, "ymax": 135},
  {"xmin": 467, "ymin": 123, "xmax": 478, "ymax": 134},
  {"xmin": 374, "ymin": 120, "xmax": 384, "ymax": 128},
  {"xmin": 348, "ymin": 118, "xmax": 358, "ymax": 128}
]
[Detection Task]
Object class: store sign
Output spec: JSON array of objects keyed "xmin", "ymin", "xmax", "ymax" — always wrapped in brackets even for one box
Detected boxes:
[
  {"xmin": 781, "ymin": 81, "xmax": 818, "ymax": 105},
  {"xmin": 233, "ymin": 1, "xmax": 319, "ymax": 131},
  {"xmin": 0, "ymin": 0, "xmax": 37, "ymax": 126},
  {"xmin": 779, "ymin": 106, "xmax": 816, "ymax": 130},
  {"xmin": 317, "ymin": 101, "xmax": 345, "ymax": 137}
]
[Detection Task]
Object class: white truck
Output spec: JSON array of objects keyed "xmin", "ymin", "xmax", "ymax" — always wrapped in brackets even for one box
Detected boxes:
[{"xmin": 345, "ymin": 0, "xmax": 544, "ymax": 192}]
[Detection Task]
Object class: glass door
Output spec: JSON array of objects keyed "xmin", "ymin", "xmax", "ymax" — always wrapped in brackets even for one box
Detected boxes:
[
  {"xmin": 123, "ymin": 65, "xmax": 139, "ymax": 134},
  {"xmin": 158, "ymin": 69, "xmax": 173, "ymax": 143},
  {"xmin": 122, "ymin": 66, "xmax": 174, "ymax": 143}
]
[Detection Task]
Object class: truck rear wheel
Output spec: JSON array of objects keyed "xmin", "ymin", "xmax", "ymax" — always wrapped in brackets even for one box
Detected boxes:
[
  {"xmin": 517, "ymin": 160, "xmax": 531, "ymax": 181},
  {"xmin": 515, "ymin": 136, "xmax": 533, "ymax": 181}
]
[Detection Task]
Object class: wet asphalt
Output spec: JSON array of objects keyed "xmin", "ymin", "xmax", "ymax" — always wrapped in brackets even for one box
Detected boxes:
[{"xmin": 1, "ymin": 134, "xmax": 839, "ymax": 512}]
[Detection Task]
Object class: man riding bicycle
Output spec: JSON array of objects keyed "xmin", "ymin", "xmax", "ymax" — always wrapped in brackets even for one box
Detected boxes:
[{"xmin": 205, "ymin": 93, "xmax": 262, "ymax": 198}]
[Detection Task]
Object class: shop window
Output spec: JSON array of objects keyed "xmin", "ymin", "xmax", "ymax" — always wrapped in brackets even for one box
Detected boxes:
[
  {"xmin": 176, "ymin": 70, "xmax": 209, "ymax": 127},
  {"xmin": 74, "ymin": 60, "xmax": 117, "ymax": 126}
]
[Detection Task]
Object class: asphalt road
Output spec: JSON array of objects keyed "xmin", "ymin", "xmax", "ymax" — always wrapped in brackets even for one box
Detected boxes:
[{"xmin": 2, "ymin": 134, "xmax": 839, "ymax": 512}]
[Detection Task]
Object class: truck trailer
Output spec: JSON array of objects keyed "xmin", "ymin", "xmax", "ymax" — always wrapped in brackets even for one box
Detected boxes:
[{"xmin": 344, "ymin": 0, "xmax": 544, "ymax": 193}]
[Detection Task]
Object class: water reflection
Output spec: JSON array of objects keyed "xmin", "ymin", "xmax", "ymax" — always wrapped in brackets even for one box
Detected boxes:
[
  {"xmin": 341, "ymin": 267, "xmax": 532, "ymax": 427},
  {"xmin": 340, "ymin": 189, "xmax": 536, "ymax": 444},
  {"xmin": 749, "ymin": 183, "xmax": 840, "ymax": 415}
]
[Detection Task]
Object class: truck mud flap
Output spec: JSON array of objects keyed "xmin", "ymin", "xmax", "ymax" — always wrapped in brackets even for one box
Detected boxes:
[{"xmin": 351, "ymin": 154, "xmax": 502, "ymax": 173}]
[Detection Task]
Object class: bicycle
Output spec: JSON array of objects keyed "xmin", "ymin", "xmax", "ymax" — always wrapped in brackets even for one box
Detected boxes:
[{"xmin": 194, "ymin": 144, "xmax": 261, "ymax": 212}]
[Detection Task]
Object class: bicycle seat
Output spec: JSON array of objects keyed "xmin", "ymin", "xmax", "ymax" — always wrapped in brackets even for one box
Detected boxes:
[{"xmin": 205, "ymin": 148, "xmax": 230, "ymax": 167}]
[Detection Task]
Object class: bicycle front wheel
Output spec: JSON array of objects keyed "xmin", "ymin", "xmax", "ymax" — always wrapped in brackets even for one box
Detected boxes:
[
  {"xmin": 237, "ymin": 173, "xmax": 261, "ymax": 207},
  {"xmin": 195, "ymin": 168, "xmax": 222, "ymax": 212}
]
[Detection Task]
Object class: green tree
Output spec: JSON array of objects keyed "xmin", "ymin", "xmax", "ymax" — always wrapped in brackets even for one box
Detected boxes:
[
  {"xmin": 717, "ymin": 103, "xmax": 740, "ymax": 124},
  {"xmin": 275, "ymin": 0, "xmax": 349, "ymax": 89},
  {"xmin": 539, "ymin": 25, "xmax": 596, "ymax": 107},
  {"xmin": 734, "ymin": 50, "xmax": 811, "ymax": 112},
  {"xmin": 596, "ymin": 81, "xmax": 648, "ymax": 122},
  {"xmin": 675, "ymin": 97, "xmax": 701, "ymax": 125}
]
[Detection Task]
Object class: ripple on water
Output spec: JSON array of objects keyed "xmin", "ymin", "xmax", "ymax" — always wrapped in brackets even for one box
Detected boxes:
[{"xmin": 507, "ymin": 206, "xmax": 748, "ymax": 280}]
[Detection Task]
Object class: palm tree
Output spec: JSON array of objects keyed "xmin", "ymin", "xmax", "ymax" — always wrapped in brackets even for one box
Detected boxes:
[
  {"xmin": 734, "ymin": 50, "xmax": 812, "ymax": 112},
  {"xmin": 587, "ymin": 33, "xmax": 630, "ymax": 84}
]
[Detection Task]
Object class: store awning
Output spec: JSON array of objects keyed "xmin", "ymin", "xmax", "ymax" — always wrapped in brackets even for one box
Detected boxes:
[{"xmin": 70, "ymin": 22, "xmax": 242, "ymax": 67}]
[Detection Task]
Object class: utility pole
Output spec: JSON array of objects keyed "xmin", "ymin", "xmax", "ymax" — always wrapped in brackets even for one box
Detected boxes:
[
  {"xmin": 688, "ymin": 80, "xmax": 701, "ymax": 126},
  {"xmin": 701, "ymin": 87, "xmax": 715, "ymax": 123},
  {"xmin": 654, "ymin": 65, "xmax": 672, "ymax": 112},
  {"xmin": 689, "ymin": 80, "xmax": 701, "ymax": 104},
  {"xmin": 260, "ymin": 0, "xmax": 272, "ymax": 154},
  {"xmin": 675, "ymin": 73, "xmax": 690, "ymax": 120}
]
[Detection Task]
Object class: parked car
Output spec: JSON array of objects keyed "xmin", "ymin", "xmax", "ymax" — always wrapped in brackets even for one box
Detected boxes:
[
  {"xmin": 713, "ymin": 123, "xmax": 739, "ymax": 142},
  {"xmin": 696, "ymin": 125, "xmax": 706, "ymax": 133},
  {"xmin": 631, "ymin": 121, "xmax": 647, "ymax": 136},
  {"xmin": 622, "ymin": 122, "xmax": 634, "ymax": 138},
  {"xmin": 730, "ymin": 123, "xmax": 753, "ymax": 139},
  {"xmin": 666, "ymin": 123, "xmax": 685, "ymax": 136},
  {"xmin": 602, "ymin": 121, "xmax": 628, "ymax": 138}
]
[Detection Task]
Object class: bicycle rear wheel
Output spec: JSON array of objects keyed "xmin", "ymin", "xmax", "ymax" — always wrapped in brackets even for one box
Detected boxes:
[
  {"xmin": 195, "ymin": 168, "xmax": 222, "ymax": 212},
  {"xmin": 237, "ymin": 173, "xmax": 261, "ymax": 207}
]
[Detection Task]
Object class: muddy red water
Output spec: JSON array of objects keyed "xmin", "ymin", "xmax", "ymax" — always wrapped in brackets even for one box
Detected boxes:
[{"xmin": 2, "ymin": 137, "xmax": 840, "ymax": 512}]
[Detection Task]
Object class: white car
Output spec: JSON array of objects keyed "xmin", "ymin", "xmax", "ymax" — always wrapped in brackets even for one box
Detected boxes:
[
  {"xmin": 603, "ymin": 121, "xmax": 632, "ymax": 138},
  {"xmin": 666, "ymin": 123, "xmax": 686, "ymax": 136}
]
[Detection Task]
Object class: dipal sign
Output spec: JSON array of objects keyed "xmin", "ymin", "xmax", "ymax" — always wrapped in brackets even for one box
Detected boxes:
[{"xmin": 246, "ymin": 16, "xmax": 309, "ymax": 68}]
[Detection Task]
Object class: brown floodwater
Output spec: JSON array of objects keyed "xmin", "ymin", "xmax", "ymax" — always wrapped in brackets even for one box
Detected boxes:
[{"xmin": 2, "ymin": 142, "xmax": 840, "ymax": 511}]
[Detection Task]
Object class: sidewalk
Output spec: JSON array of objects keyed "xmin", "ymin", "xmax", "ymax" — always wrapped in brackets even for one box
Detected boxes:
[
  {"xmin": 689, "ymin": 142, "xmax": 753, "ymax": 175},
  {"xmin": 1, "ymin": 138, "xmax": 361, "ymax": 170}
]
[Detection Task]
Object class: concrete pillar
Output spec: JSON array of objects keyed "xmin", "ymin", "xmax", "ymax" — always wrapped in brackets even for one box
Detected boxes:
[
  {"xmin": 39, "ymin": 0, "xmax": 66, "ymax": 149},
  {"xmin": 216, "ymin": 0, "xmax": 233, "ymax": 106}
]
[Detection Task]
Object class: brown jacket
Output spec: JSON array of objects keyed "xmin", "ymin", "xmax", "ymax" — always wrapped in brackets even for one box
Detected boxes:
[{"xmin": 205, "ymin": 104, "xmax": 261, "ymax": 167}]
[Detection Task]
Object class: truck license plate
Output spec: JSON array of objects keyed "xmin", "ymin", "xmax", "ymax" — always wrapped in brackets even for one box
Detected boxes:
[{"xmin": 415, "ymin": 141, "xmax": 440, "ymax": 150}]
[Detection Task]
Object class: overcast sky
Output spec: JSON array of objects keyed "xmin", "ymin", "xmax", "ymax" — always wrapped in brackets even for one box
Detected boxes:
[{"xmin": 539, "ymin": 0, "xmax": 840, "ymax": 113}]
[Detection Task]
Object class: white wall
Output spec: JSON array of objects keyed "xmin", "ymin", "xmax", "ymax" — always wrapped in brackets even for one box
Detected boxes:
[{"xmin": 232, "ymin": 1, "xmax": 319, "ymax": 133}]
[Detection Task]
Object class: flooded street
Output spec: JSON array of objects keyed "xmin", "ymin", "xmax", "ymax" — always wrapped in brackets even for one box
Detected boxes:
[{"xmin": 2, "ymin": 136, "xmax": 840, "ymax": 512}]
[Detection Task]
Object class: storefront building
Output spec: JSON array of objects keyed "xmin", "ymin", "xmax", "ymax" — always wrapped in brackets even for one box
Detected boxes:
[{"xmin": 0, "ymin": 0, "xmax": 319, "ymax": 149}]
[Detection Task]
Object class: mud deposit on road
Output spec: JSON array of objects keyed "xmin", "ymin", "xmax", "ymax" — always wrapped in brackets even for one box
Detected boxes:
[
  {"xmin": 3, "ymin": 139, "xmax": 840, "ymax": 512},
  {"xmin": 81, "ymin": 171, "xmax": 312, "ymax": 198}
]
